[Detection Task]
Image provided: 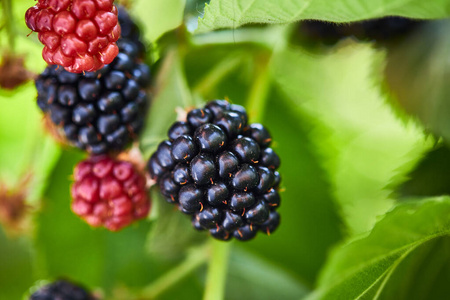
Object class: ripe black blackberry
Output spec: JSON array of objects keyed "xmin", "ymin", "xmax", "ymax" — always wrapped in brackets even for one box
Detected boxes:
[
  {"xmin": 29, "ymin": 280, "xmax": 94, "ymax": 300},
  {"xmin": 147, "ymin": 100, "xmax": 282, "ymax": 241}
]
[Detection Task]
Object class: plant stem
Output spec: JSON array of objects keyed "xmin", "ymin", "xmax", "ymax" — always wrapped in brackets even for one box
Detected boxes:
[
  {"xmin": 193, "ymin": 53, "xmax": 245, "ymax": 98},
  {"xmin": 1, "ymin": 0, "xmax": 15, "ymax": 51},
  {"xmin": 246, "ymin": 53, "xmax": 271, "ymax": 123},
  {"xmin": 202, "ymin": 240, "xmax": 231, "ymax": 300},
  {"xmin": 138, "ymin": 244, "xmax": 209, "ymax": 300}
]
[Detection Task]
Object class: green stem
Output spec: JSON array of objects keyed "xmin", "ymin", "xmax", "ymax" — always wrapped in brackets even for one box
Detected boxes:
[
  {"xmin": 193, "ymin": 53, "xmax": 245, "ymax": 98},
  {"xmin": 202, "ymin": 240, "xmax": 231, "ymax": 300},
  {"xmin": 246, "ymin": 53, "xmax": 272, "ymax": 123},
  {"xmin": 137, "ymin": 244, "xmax": 209, "ymax": 300},
  {"xmin": 1, "ymin": 0, "xmax": 15, "ymax": 51}
]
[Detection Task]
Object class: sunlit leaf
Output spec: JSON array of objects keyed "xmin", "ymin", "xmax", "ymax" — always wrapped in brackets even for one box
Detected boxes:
[{"xmin": 198, "ymin": 0, "xmax": 450, "ymax": 33}]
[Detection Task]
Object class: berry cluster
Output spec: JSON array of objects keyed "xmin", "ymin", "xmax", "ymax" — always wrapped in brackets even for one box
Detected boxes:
[
  {"xmin": 30, "ymin": 280, "xmax": 94, "ymax": 300},
  {"xmin": 299, "ymin": 17, "xmax": 423, "ymax": 45},
  {"xmin": 148, "ymin": 100, "xmax": 281, "ymax": 241},
  {"xmin": 71, "ymin": 155, "xmax": 150, "ymax": 231},
  {"xmin": 35, "ymin": 48, "xmax": 150, "ymax": 154},
  {"xmin": 25, "ymin": 0, "xmax": 120, "ymax": 73}
]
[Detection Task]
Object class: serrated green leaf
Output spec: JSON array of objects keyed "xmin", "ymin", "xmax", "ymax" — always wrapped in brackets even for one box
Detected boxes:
[
  {"xmin": 133, "ymin": 0, "xmax": 186, "ymax": 42},
  {"xmin": 307, "ymin": 197, "xmax": 450, "ymax": 300},
  {"xmin": 272, "ymin": 43, "xmax": 432, "ymax": 235},
  {"xmin": 197, "ymin": 0, "xmax": 450, "ymax": 33}
]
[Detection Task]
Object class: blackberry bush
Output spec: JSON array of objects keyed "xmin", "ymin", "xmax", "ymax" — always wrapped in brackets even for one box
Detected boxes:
[
  {"xmin": 25, "ymin": 0, "xmax": 120, "ymax": 73},
  {"xmin": 71, "ymin": 155, "xmax": 150, "ymax": 231},
  {"xmin": 29, "ymin": 280, "xmax": 94, "ymax": 300},
  {"xmin": 147, "ymin": 100, "xmax": 281, "ymax": 241}
]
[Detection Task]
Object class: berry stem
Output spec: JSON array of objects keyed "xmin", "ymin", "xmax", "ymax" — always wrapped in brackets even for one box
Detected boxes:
[
  {"xmin": 246, "ymin": 53, "xmax": 272, "ymax": 123},
  {"xmin": 203, "ymin": 240, "xmax": 231, "ymax": 300},
  {"xmin": 1, "ymin": 0, "xmax": 15, "ymax": 51},
  {"xmin": 137, "ymin": 244, "xmax": 209, "ymax": 299}
]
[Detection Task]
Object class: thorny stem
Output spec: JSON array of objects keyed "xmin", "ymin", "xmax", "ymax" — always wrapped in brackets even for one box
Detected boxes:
[{"xmin": 1, "ymin": 0, "xmax": 16, "ymax": 51}]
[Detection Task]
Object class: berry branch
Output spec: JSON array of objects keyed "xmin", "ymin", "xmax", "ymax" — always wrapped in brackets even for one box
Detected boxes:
[
  {"xmin": 137, "ymin": 244, "xmax": 210, "ymax": 299},
  {"xmin": 203, "ymin": 240, "xmax": 231, "ymax": 300}
]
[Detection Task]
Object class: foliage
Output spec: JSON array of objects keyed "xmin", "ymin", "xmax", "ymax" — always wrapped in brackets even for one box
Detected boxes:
[{"xmin": 1, "ymin": 0, "xmax": 450, "ymax": 299}]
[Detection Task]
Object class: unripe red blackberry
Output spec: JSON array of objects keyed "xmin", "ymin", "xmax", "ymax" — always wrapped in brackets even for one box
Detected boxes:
[
  {"xmin": 29, "ymin": 280, "xmax": 94, "ymax": 300},
  {"xmin": 147, "ymin": 100, "xmax": 282, "ymax": 241},
  {"xmin": 71, "ymin": 155, "xmax": 150, "ymax": 231},
  {"xmin": 25, "ymin": 0, "xmax": 120, "ymax": 73}
]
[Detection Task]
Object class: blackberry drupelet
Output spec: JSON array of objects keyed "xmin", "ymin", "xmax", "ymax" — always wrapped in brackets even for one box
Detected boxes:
[
  {"xmin": 29, "ymin": 280, "xmax": 94, "ymax": 300},
  {"xmin": 117, "ymin": 6, "xmax": 146, "ymax": 59},
  {"xmin": 35, "ymin": 43, "xmax": 151, "ymax": 154},
  {"xmin": 71, "ymin": 155, "xmax": 150, "ymax": 231},
  {"xmin": 147, "ymin": 100, "xmax": 282, "ymax": 241}
]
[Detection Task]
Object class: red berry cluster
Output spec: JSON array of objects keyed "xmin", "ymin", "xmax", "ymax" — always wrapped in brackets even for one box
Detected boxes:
[
  {"xmin": 25, "ymin": 0, "xmax": 120, "ymax": 73},
  {"xmin": 71, "ymin": 155, "xmax": 150, "ymax": 231}
]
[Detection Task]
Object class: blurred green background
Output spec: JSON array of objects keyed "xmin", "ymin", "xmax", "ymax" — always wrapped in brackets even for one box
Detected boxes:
[{"xmin": 1, "ymin": 0, "xmax": 450, "ymax": 299}]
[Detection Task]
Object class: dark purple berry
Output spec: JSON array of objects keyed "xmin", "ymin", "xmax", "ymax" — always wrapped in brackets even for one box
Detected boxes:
[
  {"xmin": 222, "ymin": 210, "xmax": 244, "ymax": 231},
  {"xmin": 206, "ymin": 182, "xmax": 229, "ymax": 207},
  {"xmin": 215, "ymin": 111, "xmax": 244, "ymax": 138},
  {"xmin": 205, "ymin": 100, "xmax": 230, "ymax": 118},
  {"xmin": 97, "ymin": 114, "xmax": 120, "ymax": 135},
  {"xmin": 261, "ymin": 148, "xmax": 281, "ymax": 170},
  {"xmin": 155, "ymin": 141, "xmax": 175, "ymax": 169},
  {"xmin": 245, "ymin": 201, "xmax": 269, "ymax": 225},
  {"xmin": 230, "ymin": 192, "xmax": 255, "ymax": 211},
  {"xmin": 178, "ymin": 184, "xmax": 203, "ymax": 214},
  {"xmin": 187, "ymin": 108, "xmax": 212, "ymax": 128},
  {"xmin": 148, "ymin": 156, "xmax": 165, "ymax": 179},
  {"xmin": 173, "ymin": 163, "xmax": 191, "ymax": 186},
  {"xmin": 197, "ymin": 206, "xmax": 223, "ymax": 229},
  {"xmin": 190, "ymin": 153, "xmax": 216, "ymax": 185},
  {"xmin": 254, "ymin": 166, "xmax": 275, "ymax": 194},
  {"xmin": 234, "ymin": 224, "xmax": 257, "ymax": 241},
  {"xmin": 194, "ymin": 124, "xmax": 227, "ymax": 153},
  {"xmin": 217, "ymin": 151, "xmax": 239, "ymax": 178},
  {"xmin": 244, "ymin": 123, "xmax": 272, "ymax": 148},
  {"xmin": 210, "ymin": 226, "xmax": 231, "ymax": 241},
  {"xmin": 171, "ymin": 135, "xmax": 198, "ymax": 162},
  {"xmin": 231, "ymin": 137, "xmax": 261, "ymax": 163},
  {"xmin": 261, "ymin": 189, "xmax": 281, "ymax": 208},
  {"xmin": 260, "ymin": 211, "xmax": 280, "ymax": 235},
  {"xmin": 168, "ymin": 121, "xmax": 193, "ymax": 141},
  {"xmin": 159, "ymin": 173, "xmax": 180, "ymax": 199},
  {"xmin": 231, "ymin": 164, "xmax": 259, "ymax": 191}
]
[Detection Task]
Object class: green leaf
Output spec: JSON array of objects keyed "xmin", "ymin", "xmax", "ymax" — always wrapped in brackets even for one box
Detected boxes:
[
  {"xmin": 226, "ymin": 247, "xmax": 310, "ymax": 300},
  {"xmin": 385, "ymin": 20, "xmax": 450, "ymax": 143},
  {"xmin": 307, "ymin": 197, "xmax": 450, "ymax": 300},
  {"xmin": 272, "ymin": 43, "xmax": 432, "ymax": 235},
  {"xmin": 133, "ymin": 0, "xmax": 186, "ymax": 42},
  {"xmin": 140, "ymin": 49, "xmax": 194, "ymax": 158},
  {"xmin": 197, "ymin": 0, "xmax": 450, "ymax": 33}
]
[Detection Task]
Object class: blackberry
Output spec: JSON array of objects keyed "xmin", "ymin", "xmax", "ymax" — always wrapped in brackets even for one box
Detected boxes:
[
  {"xmin": 29, "ymin": 280, "xmax": 94, "ymax": 300},
  {"xmin": 71, "ymin": 155, "xmax": 150, "ymax": 231},
  {"xmin": 35, "ymin": 45, "xmax": 151, "ymax": 154},
  {"xmin": 147, "ymin": 100, "xmax": 282, "ymax": 241},
  {"xmin": 117, "ymin": 6, "xmax": 146, "ymax": 58}
]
